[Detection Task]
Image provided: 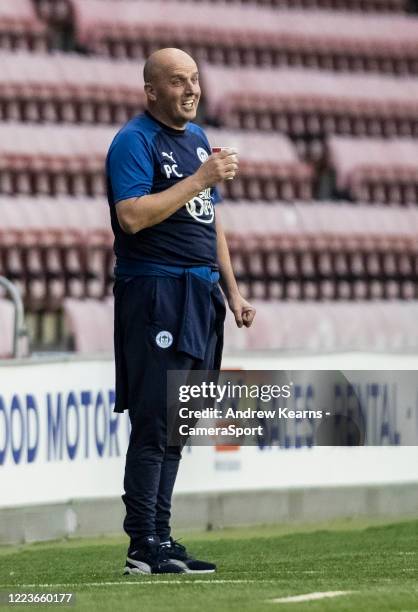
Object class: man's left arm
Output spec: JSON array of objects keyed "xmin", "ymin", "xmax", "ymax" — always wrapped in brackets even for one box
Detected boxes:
[{"xmin": 216, "ymin": 214, "xmax": 256, "ymax": 328}]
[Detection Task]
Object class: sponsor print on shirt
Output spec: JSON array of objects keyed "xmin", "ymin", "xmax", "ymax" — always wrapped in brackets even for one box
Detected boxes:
[{"xmin": 186, "ymin": 188, "xmax": 214, "ymax": 224}]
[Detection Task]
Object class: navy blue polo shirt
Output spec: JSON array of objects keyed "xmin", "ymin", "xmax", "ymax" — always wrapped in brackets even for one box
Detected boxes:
[{"xmin": 106, "ymin": 111, "xmax": 221, "ymax": 272}]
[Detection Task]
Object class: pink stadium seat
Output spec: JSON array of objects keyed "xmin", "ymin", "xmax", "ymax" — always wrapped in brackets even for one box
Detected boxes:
[
  {"xmin": 0, "ymin": 196, "xmax": 112, "ymax": 310},
  {"xmin": 34, "ymin": 0, "xmax": 72, "ymax": 24},
  {"xmin": 63, "ymin": 298, "xmax": 113, "ymax": 353},
  {"xmin": 205, "ymin": 129, "xmax": 313, "ymax": 201},
  {"xmin": 69, "ymin": 0, "xmax": 418, "ymax": 75},
  {"xmin": 1, "ymin": 189, "xmax": 418, "ymax": 314},
  {"xmin": 223, "ymin": 301, "xmax": 418, "ymax": 352},
  {"xmin": 0, "ymin": 124, "xmax": 311, "ymax": 201},
  {"xmin": 218, "ymin": 200, "xmax": 418, "ymax": 301},
  {"xmin": 0, "ymin": 51, "xmax": 145, "ymax": 124},
  {"xmin": 202, "ymin": 66, "xmax": 418, "ymax": 157},
  {"xmin": 0, "ymin": 298, "xmax": 14, "ymax": 358},
  {"xmin": 328, "ymin": 137, "xmax": 418, "ymax": 204},
  {"xmin": 0, "ymin": 0, "xmax": 48, "ymax": 52},
  {"xmin": 0, "ymin": 123, "xmax": 115, "ymax": 197}
]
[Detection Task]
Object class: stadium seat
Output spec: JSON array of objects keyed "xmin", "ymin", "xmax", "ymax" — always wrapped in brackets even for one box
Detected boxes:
[
  {"xmin": 0, "ymin": 123, "xmax": 311, "ymax": 201},
  {"xmin": 3, "ymin": 197, "xmax": 416, "ymax": 308},
  {"xmin": 0, "ymin": 196, "xmax": 113, "ymax": 310},
  {"xmin": 0, "ymin": 297, "xmax": 15, "ymax": 358},
  {"xmin": 63, "ymin": 297, "xmax": 113, "ymax": 353},
  {"xmin": 0, "ymin": 52, "xmax": 145, "ymax": 124},
  {"xmin": 327, "ymin": 137, "xmax": 418, "ymax": 204},
  {"xmin": 205, "ymin": 129, "xmax": 313, "ymax": 201},
  {"xmin": 202, "ymin": 66, "xmax": 418, "ymax": 159},
  {"xmin": 69, "ymin": 0, "xmax": 418, "ymax": 75},
  {"xmin": 0, "ymin": 123, "xmax": 115, "ymax": 197},
  {"xmin": 165, "ymin": 0, "xmax": 407, "ymax": 10},
  {"xmin": 0, "ymin": 0, "xmax": 48, "ymax": 52},
  {"xmin": 218, "ymin": 201, "xmax": 418, "ymax": 300},
  {"xmin": 33, "ymin": 0, "xmax": 72, "ymax": 25},
  {"xmin": 223, "ymin": 300, "xmax": 418, "ymax": 352}
]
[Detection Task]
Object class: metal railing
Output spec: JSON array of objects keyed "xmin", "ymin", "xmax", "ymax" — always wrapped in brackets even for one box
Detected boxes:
[{"xmin": 0, "ymin": 276, "xmax": 30, "ymax": 358}]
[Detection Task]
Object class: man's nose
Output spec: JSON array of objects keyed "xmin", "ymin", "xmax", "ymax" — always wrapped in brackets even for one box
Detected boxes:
[{"xmin": 185, "ymin": 80, "xmax": 199, "ymax": 94}]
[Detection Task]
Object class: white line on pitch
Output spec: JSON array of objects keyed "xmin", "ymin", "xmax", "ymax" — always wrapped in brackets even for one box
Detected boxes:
[
  {"xmin": 269, "ymin": 591, "xmax": 353, "ymax": 604},
  {"xmin": 0, "ymin": 579, "xmax": 277, "ymax": 588}
]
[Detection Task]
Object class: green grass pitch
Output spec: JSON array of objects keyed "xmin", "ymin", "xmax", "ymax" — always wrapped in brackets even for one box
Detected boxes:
[{"xmin": 0, "ymin": 517, "xmax": 417, "ymax": 611}]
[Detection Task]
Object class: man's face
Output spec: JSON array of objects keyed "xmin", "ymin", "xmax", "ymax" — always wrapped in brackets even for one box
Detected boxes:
[{"xmin": 146, "ymin": 60, "xmax": 201, "ymax": 128}]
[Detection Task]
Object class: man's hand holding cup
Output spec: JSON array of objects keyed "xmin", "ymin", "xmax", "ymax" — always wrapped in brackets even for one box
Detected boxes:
[{"xmin": 194, "ymin": 147, "xmax": 238, "ymax": 189}]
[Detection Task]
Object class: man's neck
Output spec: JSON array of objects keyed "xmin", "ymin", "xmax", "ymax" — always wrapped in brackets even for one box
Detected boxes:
[{"xmin": 146, "ymin": 108, "xmax": 187, "ymax": 132}]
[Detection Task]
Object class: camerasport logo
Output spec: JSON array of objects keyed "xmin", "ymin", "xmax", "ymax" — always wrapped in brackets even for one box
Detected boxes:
[{"xmin": 186, "ymin": 188, "xmax": 214, "ymax": 224}]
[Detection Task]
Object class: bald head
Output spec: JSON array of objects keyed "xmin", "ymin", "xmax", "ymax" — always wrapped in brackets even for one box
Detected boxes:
[
  {"xmin": 143, "ymin": 48, "xmax": 197, "ymax": 84},
  {"xmin": 142, "ymin": 47, "xmax": 201, "ymax": 129}
]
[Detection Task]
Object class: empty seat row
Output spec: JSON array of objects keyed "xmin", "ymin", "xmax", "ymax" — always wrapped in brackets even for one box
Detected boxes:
[
  {"xmin": 2, "ymin": 197, "xmax": 418, "ymax": 310},
  {"xmin": 70, "ymin": 0, "xmax": 418, "ymax": 74},
  {"xmin": 219, "ymin": 201, "xmax": 418, "ymax": 250},
  {"xmin": 327, "ymin": 137, "xmax": 418, "ymax": 204},
  {"xmin": 202, "ymin": 66, "xmax": 418, "ymax": 159},
  {"xmin": 0, "ymin": 197, "xmax": 113, "ymax": 309},
  {"xmin": 0, "ymin": 123, "xmax": 314, "ymax": 201},
  {"xmin": 33, "ymin": 0, "xmax": 71, "ymax": 24},
  {"xmin": 3, "ymin": 128, "xmax": 418, "ymax": 204},
  {"xmin": 224, "ymin": 300, "xmax": 418, "ymax": 352},
  {"xmin": 0, "ymin": 195, "xmax": 111, "ymax": 243},
  {"xmin": 0, "ymin": 51, "xmax": 144, "ymax": 124},
  {"xmin": 2, "ymin": 54, "xmax": 417, "ymax": 155},
  {"xmin": 236, "ymin": 278, "xmax": 418, "ymax": 301},
  {"xmin": 0, "ymin": 123, "xmax": 116, "ymax": 197},
  {"xmin": 0, "ymin": 0, "xmax": 48, "ymax": 52},
  {"xmin": 220, "ymin": 202, "xmax": 418, "ymax": 299},
  {"xmin": 179, "ymin": 0, "xmax": 410, "ymax": 10},
  {"xmin": 34, "ymin": 0, "xmax": 410, "ymax": 23},
  {"xmin": 62, "ymin": 297, "xmax": 418, "ymax": 354},
  {"xmin": 205, "ymin": 129, "xmax": 314, "ymax": 200},
  {"xmin": 5, "ymin": 197, "xmax": 418, "ymax": 251}
]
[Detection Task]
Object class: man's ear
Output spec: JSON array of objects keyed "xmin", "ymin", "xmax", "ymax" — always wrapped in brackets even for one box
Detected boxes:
[{"xmin": 144, "ymin": 82, "xmax": 157, "ymax": 102}]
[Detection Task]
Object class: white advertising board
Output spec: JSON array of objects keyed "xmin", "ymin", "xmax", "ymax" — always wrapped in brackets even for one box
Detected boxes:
[{"xmin": 0, "ymin": 355, "xmax": 417, "ymax": 508}]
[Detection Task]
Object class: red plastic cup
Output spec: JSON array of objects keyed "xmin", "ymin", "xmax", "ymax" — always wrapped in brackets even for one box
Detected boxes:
[{"xmin": 211, "ymin": 147, "xmax": 238, "ymax": 180}]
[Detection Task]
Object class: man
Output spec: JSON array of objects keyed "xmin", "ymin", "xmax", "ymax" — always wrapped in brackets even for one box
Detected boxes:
[{"xmin": 106, "ymin": 48, "xmax": 256, "ymax": 575}]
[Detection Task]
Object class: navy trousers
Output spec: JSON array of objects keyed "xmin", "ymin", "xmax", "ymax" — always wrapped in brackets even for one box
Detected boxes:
[{"xmin": 113, "ymin": 274, "xmax": 225, "ymax": 545}]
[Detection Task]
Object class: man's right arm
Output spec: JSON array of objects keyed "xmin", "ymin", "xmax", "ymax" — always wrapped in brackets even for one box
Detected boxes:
[{"xmin": 116, "ymin": 150, "xmax": 237, "ymax": 234}]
